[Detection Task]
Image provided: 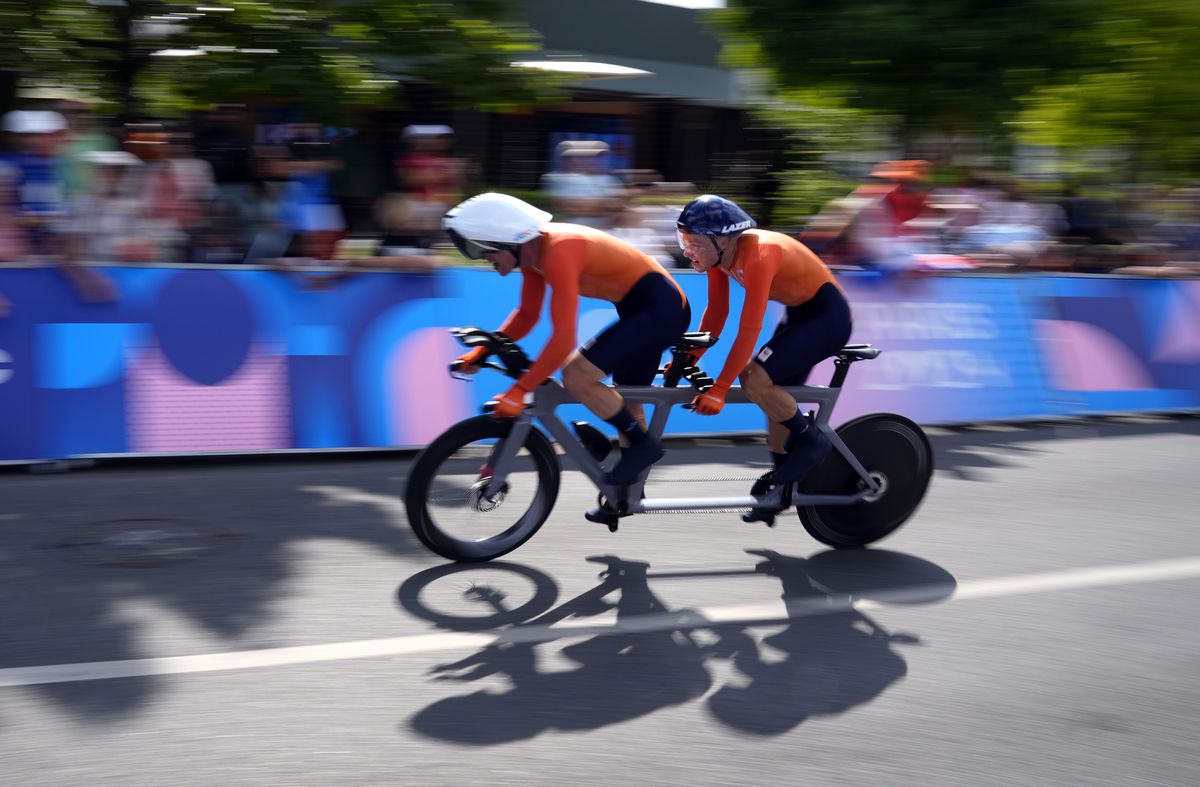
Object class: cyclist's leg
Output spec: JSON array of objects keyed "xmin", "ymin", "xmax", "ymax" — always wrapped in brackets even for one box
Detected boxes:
[
  {"xmin": 562, "ymin": 351, "xmax": 649, "ymax": 449},
  {"xmin": 743, "ymin": 283, "xmax": 852, "ymax": 482},
  {"xmin": 573, "ymin": 274, "xmax": 689, "ymax": 485},
  {"xmin": 741, "ymin": 362, "xmax": 802, "ymax": 452},
  {"xmin": 562, "ymin": 352, "xmax": 627, "ymax": 421}
]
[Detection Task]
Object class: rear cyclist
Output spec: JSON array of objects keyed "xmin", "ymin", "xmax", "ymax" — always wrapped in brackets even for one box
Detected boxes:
[
  {"xmin": 676, "ymin": 195, "xmax": 852, "ymax": 485},
  {"xmin": 444, "ymin": 192, "xmax": 690, "ymax": 486}
]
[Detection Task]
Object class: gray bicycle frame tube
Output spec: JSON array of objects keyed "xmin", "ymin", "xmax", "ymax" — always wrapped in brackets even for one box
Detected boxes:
[{"xmin": 483, "ymin": 378, "xmax": 881, "ymax": 513}]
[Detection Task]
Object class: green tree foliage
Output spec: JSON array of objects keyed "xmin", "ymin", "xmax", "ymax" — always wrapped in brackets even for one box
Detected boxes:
[
  {"xmin": 1015, "ymin": 0, "xmax": 1200, "ymax": 182},
  {"xmin": 713, "ymin": 0, "xmax": 1200, "ymax": 183},
  {"xmin": 1, "ymin": 0, "xmax": 561, "ymax": 120},
  {"xmin": 711, "ymin": 0, "xmax": 1098, "ymax": 144}
]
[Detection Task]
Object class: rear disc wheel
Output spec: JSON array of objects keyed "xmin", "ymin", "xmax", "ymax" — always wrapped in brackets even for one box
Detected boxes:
[{"xmin": 797, "ymin": 413, "xmax": 932, "ymax": 548}]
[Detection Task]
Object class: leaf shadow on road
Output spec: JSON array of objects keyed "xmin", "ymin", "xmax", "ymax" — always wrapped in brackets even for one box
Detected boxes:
[
  {"xmin": 930, "ymin": 415, "xmax": 1200, "ymax": 481},
  {"xmin": 0, "ymin": 456, "xmax": 431, "ymax": 727},
  {"xmin": 400, "ymin": 548, "xmax": 956, "ymax": 743}
]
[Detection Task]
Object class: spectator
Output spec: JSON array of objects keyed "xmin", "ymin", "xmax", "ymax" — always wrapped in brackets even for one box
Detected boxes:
[
  {"xmin": 958, "ymin": 182, "xmax": 1066, "ymax": 268},
  {"xmin": 58, "ymin": 100, "xmax": 117, "ymax": 200},
  {"xmin": 374, "ymin": 190, "xmax": 436, "ymax": 258},
  {"xmin": 394, "ymin": 124, "xmax": 464, "ymax": 246},
  {"xmin": 1, "ymin": 109, "xmax": 69, "ymax": 257},
  {"xmin": 65, "ymin": 149, "xmax": 161, "ymax": 262},
  {"xmin": 241, "ymin": 174, "xmax": 293, "ymax": 264},
  {"xmin": 123, "ymin": 125, "xmax": 189, "ymax": 263},
  {"xmin": 607, "ymin": 178, "xmax": 675, "ymax": 268},
  {"xmin": 333, "ymin": 115, "xmax": 393, "ymax": 233},
  {"xmin": 161, "ymin": 131, "xmax": 218, "ymax": 261},
  {"xmin": 194, "ymin": 105, "xmax": 256, "ymax": 239},
  {"xmin": 541, "ymin": 140, "xmax": 624, "ymax": 228},
  {"xmin": 281, "ymin": 122, "xmax": 344, "ymax": 262},
  {"xmin": 0, "ymin": 161, "xmax": 29, "ymax": 262},
  {"xmin": 805, "ymin": 159, "xmax": 937, "ymax": 275}
]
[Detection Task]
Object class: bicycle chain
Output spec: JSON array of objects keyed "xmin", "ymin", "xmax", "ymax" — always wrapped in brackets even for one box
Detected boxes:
[
  {"xmin": 427, "ymin": 474, "xmax": 768, "ymax": 506},
  {"xmin": 646, "ymin": 475, "xmax": 764, "ymax": 484}
]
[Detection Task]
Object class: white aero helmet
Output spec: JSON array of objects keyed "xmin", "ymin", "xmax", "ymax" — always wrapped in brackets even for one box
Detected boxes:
[{"xmin": 443, "ymin": 192, "xmax": 552, "ymax": 260}]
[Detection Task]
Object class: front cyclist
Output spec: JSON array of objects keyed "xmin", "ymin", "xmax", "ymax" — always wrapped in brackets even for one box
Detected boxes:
[
  {"xmin": 444, "ymin": 192, "xmax": 690, "ymax": 486},
  {"xmin": 677, "ymin": 195, "xmax": 852, "ymax": 486}
]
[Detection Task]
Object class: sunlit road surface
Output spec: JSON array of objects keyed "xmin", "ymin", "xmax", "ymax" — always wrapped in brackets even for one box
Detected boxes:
[{"xmin": 2, "ymin": 415, "xmax": 1199, "ymax": 786}]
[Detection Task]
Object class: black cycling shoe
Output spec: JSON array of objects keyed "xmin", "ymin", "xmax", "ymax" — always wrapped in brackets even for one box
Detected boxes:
[
  {"xmin": 742, "ymin": 471, "xmax": 789, "ymax": 526},
  {"xmin": 770, "ymin": 424, "xmax": 832, "ymax": 485},
  {"xmin": 572, "ymin": 421, "xmax": 615, "ymax": 462},
  {"xmin": 605, "ymin": 439, "xmax": 664, "ymax": 486}
]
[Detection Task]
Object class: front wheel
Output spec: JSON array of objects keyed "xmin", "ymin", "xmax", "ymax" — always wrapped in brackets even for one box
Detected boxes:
[
  {"xmin": 405, "ymin": 416, "xmax": 561, "ymax": 562},
  {"xmin": 797, "ymin": 413, "xmax": 933, "ymax": 548}
]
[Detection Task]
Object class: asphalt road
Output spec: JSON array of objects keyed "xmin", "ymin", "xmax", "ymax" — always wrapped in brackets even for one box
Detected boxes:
[{"xmin": 2, "ymin": 415, "xmax": 1199, "ymax": 786}]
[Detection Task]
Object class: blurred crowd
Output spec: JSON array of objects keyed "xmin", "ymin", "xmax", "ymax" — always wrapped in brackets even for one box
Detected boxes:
[
  {"xmin": 4, "ymin": 102, "xmax": 1200, "ymax": 294},
  {"xmin": 0, "ymin": 103, "xmax": 463, "ymax": 275},
  {"xmin": 799, "ymin": 159, "xmax": 1200, "ymax": 279}
]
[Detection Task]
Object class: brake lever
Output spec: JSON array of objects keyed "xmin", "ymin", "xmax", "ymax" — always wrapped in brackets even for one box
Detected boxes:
[{"xmin": 448, "ymin": 360, "xmax": 475, "ymax": 382}]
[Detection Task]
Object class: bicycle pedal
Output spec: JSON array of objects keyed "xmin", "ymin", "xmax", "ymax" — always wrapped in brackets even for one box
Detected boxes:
[
  {"xmin": 742, "ymin": 509, "xmax": 778, "ymax": 527},
  {"xmin": 585, "ymin": 506, "xmax": 620, "ymax": 531}
]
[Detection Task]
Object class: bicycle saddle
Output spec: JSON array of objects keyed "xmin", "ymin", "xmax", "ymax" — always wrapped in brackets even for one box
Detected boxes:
[{"xmin": 836, "ymin": 344, "xmax": 881, "ymax": 361}]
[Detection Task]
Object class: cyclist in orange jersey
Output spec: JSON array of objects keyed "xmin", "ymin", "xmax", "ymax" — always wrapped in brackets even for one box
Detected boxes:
[
  {"xmin": 444, "ymin": 193, "xmax": 690, "ymax": 485},
  {"xmin": 675, "ymin": 195, "xmax": 852, "ymax": 488}
]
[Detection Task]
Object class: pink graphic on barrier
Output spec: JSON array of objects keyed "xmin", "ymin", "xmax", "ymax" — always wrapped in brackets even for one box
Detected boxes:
[
  {"xmin": 1034, "ymin": 319, "xmax": 1154, "ymax": 391},
  {"xmin": 1152, "ymin": 281, "xmax": 1200, "ymax": 364},
  {"xmin": 126, "ymin": 345, "xmax": 291, "ymax": 452},
  {"xmin": 388, "ymin": 328, "xmax": 471, "ymax": 445}
]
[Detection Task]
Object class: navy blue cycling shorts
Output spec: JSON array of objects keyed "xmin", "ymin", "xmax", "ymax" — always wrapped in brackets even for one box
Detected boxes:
[
  {"xmin": 581, "ymin": 273, "xmax": 691, "ymax": 386},
  {"xmin": 753, "ymin": 282, "xmax": 852, "ymax": 386}
]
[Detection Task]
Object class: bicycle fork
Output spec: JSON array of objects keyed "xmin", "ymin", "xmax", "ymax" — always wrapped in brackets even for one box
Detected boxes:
[{"xmin": 480, "ymin": 415, "xmax": 535, "ymax": 500}]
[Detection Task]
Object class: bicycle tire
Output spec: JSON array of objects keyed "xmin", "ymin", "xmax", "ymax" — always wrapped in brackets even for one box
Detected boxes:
[
  {"xmin": 404, "ymin": 415, "xmax": 561, "ymax": 562},
  {"xmin": 797, "ymin": 413, "xmax": 933, "ymax": 548}
]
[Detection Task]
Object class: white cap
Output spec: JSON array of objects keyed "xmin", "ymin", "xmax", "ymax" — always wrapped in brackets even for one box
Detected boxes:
[{"xmin": 2, "ymin": 110, "xmax": 67, "ymax": 134}]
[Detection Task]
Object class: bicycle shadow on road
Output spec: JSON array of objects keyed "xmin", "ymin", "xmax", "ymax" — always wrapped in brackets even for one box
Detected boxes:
[{"xmin": 401, "ymin": 549, "xmax": 956, "ymax": 743}]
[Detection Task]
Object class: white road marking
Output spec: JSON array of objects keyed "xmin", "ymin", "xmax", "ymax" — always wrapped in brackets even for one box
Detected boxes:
[{"xmin": 3, "ymin": 556, "xmax": 1200, "ymax": 688}]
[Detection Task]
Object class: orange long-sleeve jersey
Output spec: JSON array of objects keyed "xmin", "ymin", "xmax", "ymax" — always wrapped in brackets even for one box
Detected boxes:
[
  {"xmin": 698, "ymin": 229, "xmax": 840, "ymax": 390},
  {"xmin": 496, "ymin": 223, "xmax": 686, "ymax": 391}
]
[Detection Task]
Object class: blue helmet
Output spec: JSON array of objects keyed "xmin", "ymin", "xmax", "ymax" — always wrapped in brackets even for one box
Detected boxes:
[{"xmin": 676, "ymin": 195, "xmax": 756, "ymax": 237}]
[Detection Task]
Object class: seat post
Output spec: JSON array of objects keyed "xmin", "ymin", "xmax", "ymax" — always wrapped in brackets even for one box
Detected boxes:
[{"xmin": 829, "ymin": 358, "xmax": 852, "ymax": 389}]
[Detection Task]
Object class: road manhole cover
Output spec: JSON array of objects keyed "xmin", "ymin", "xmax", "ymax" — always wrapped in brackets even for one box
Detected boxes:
[{"xmin": 47, "ymin": 519, "xmax": 241, "ymax": 567}]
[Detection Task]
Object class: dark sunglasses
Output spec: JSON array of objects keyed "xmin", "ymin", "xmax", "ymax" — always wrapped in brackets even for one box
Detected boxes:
[{"xmin": 447, "ymin": 229, "xmax": 502, "ymax": 260}]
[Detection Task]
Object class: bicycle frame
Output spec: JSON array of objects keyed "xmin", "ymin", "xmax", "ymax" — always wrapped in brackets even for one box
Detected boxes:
[{"xmin": 484, "ymin": 376, "xmax": 882, "ymax": 515}]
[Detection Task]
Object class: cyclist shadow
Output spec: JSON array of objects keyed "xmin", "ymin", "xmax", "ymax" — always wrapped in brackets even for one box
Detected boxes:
[
  {"xmin": 706, "ymin": 549, "xmax": 949, "ymax": 735},
  {"xmin": 404, "ymin": 549, "xmax": 955, "ymax": 743},
  {"xmin": 408, "ymin": 557, "xmax": 714, "ymax": 744}
]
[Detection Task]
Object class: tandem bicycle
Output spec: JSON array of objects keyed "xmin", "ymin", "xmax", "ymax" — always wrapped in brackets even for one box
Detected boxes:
[{"xmin": 403, "ymin": 327, "xmax": 933, "ymax": 562}]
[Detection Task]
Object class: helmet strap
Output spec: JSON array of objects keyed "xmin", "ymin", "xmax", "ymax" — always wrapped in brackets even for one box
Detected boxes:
[{"xmin": 711, "ymin": 236, "xmax": 734, "ymax": 270}]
